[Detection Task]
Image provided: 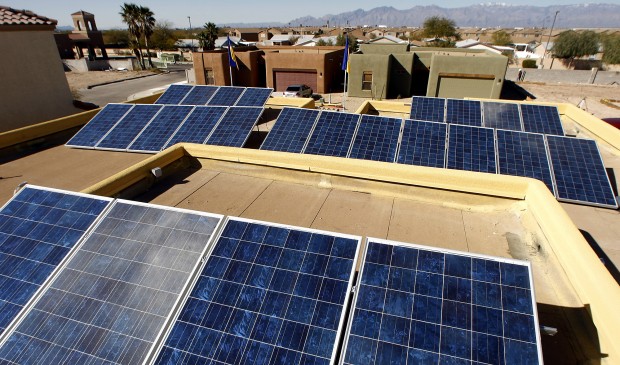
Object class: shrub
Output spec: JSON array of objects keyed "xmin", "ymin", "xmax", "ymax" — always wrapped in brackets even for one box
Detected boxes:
[{"xmin": 522, "ymin": 59, "xmax": 538, "ymax": 68}]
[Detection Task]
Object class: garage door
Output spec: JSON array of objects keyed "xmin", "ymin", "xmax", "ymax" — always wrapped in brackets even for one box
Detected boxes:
[{"xmin": 274, "ymin": 71, "xmax": 317, "ymax": 92}]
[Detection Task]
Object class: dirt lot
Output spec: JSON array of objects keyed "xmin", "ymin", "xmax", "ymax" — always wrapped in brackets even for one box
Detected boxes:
[{"xmin": 65, "ymin": 70, "xmax": 155, "ymax": 91}]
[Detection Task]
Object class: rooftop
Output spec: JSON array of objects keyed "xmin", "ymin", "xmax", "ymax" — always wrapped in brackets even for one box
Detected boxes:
[{"xmin": 0, "ymin": 6, "xmax": 56, "ymax": 26}]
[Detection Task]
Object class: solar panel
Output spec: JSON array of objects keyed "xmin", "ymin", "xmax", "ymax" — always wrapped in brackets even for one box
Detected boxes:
[
  {"xmin": 497, "ymin": 130, "xmax": 556, "ymax": 194},
  {"xmin": 162, "ymin": 106, "xmax": 228, "ymax": 149},
  {"xmin": 446, "ymin": 99, "xmax": 483, "ymax": 127},
  {"xmin": 0, "ymin": 200, "xmax": 223, "ymax": 364},
  {"xmin": 153, "ymin": 217, "xmax": 361, "ymax": 365},
  {"xmin": 179, "ymin": 85, "xmax": 219, "ymax": 106},
  {"xmin": 304, "ymin": 111, "xmax": 360, "ymax": 157},
  {"xmin": 260, "ymin": 107, "xmax": 320, "ymax": 153},
  {"xmin": 546, "ymin": 136, "xmax": 618, "ymax": 208},
  {"xmin": 66, "ymin": 104, "xmax": 133, "ymax": 149},
  {"xmin": 348, "ymin": 115, "xmax": 402, "ymax": 162},
  {"xmin": 127, "ymin": 105, "xmax": 194, "ymax": 153},
  {"xmin": 207, "ymin": 86, "xmax": 245, "ymax": 106},
  {"xmin": 396, "ymin": 119, "xmax": 447, "ymax": 168},
  {"xmin": 521, "ymin": 104, "xmax": 564, "ymax": 136},
  {"xmin": 483, "ymin": 102, "xmax": 523, "ymax": 131},
  {"xmin": 447, "ymin": 124, "xmax": 496, "ymax": 173},
  {"xmin": 205, "ymin": 107, "xmax": 263, "ymax": 147},
  {"xmin": 156, "ymin": 85, "xmax": 194, "ymax": 105},
  {"xmin": 95, "ymin": 104, "xmax": 163, "ymax": 151},
  {"xmin": 235, "ymin": 87, "xmax": 273, "ymax": 107},
  {"xmin": 410, "ymin": 96, "xmax": 445, "ymax": 123},
  {"xmin": 0, "ymin": 185, "xmax": 111, "ymax": 335},
  {"xmin": 342, "ymin": 238, "xmax": 542, "ymax": 365}
]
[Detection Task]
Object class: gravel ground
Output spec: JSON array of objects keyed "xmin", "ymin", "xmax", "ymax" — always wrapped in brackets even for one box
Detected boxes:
[{"xmin": 65, "ymin": 70, "xmax": 155, "ymax": 92}]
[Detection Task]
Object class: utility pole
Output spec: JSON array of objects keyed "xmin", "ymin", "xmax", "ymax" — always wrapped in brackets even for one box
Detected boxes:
[
  {"xmin": 540, "ymin": 10, "xmax": 559, "ymax": 69},
  {"xmin": 188, "ymin": 16, "xmax": 193, "ymax": 50}
]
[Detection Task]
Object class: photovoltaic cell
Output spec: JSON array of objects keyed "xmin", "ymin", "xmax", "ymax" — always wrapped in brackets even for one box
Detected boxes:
[
  {"xmin": 0, "ymin": 200, "xmax": 222, "ymax": 365},
  {"xmin": 546, "ymin": 136, "xmax": 617, "ymax": 208},
  {"xmin": 235, "ymin": 88, "xmax": 273, "ymax": 107},
  {"xmin": 304, "ymin": 111, "xmax": 360, "ymax": 157},
  {"xmin": 154, "ymin": 218, "xmax": 360, "ymax": 365},
  {"xmin": 446, "ymin": 99, "xmax": 483, "ymax": 127},
  {"xmin": 66, "ymin": 104, "xmax": 133, "ymax": 148},
  {"xmin": 207, "ymin": 86, "xmax": 245, "ymax": 106},
  {"xmin": 179, "ymin": 85, "xmax": 219, "ymax": 106},
  {"xmin": 410, "ymin": 96, "xmax": 445, "ymax": 123},
  {"xmin": 96, "ymin": 104, "xmax": 163, "ymax": 150},
  {"xmin": 162, "ymin": 106, "xmax": 227, "ymax": 149},
  {"xmin": 259, "ymin": 107, "xmax": 320, "ymax": 153},
  {"xmin": 156, "ymin": 85, "xmax": 193, "ymax": 105},
  {"xmin": 128, "ymin": 105, "xmax": 194, "ymax": 153},
  {"xmin": 483, "ymin": 102, "xmax": 523, "ymax": 131},
  {"xmin": 343, "ymin": 238, "xmax": 542, "ymax": 365},
  {"xmin": 205, "ymin": 107, "xmax": 263, "ymax": 147},
  {"xmin": 396, "ymin": 120, "xmax": 447, "ymax": 168},
  {"xmin": 521, "ymin": 104, "xmax": 564, "ymax": 136},
  {"xmin": 496, "ymin": 130, "xmax": 555, "ymax": 194},
  {"xmin": 0, "ymin": 185, "xmax": 111, "ymax": 335},
  {"xmin": 348, "ymin": 115, "xmax": 401, "ymax": 162},
  {"xmin": 447, "ymin": 125, "xmax": 496, "ymax": 173}
]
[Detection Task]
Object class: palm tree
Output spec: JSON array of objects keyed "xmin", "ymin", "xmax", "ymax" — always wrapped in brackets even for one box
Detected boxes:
[
  {"xmin": 120, "ymin": 3, "xmax": 144, "ymax": 69},
  {"xmin": 137, "ymin": 6, "xmax": 155, "ymax": 68},
  {"xmin": 197, "ymin": 22, "xmax": 219, "ymax": 51}
]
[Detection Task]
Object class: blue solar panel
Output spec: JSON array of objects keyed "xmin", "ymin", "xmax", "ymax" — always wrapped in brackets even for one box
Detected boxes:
[
  {"xmin": 349, "ymin": 115, "xmax": 402, "ymax": 162},
  {"xmin": 260, "ymin": 107, "xmax": 320, "ymax": 153},
  {"xmin": 0, "ymin": 185, "xmax": 111, "ymax": 335},
  {"xmin": 343, "ymin": 239, "xmax": 542, "ymax": 365},
  {"xmin": 207, "ymin": 86, "xmax": 245, "ymax": 106},
  {"xmin": 179, "ymin": 85, "xmax": 219, "ymax": 105},
  {"xmin": 154, "ymin": 218, "xmax": 360, "ymax": 365},
  {"xmin": 521, "ymin": 104, "xmax": 564, "ymax": 136},
  {"xmin": 128, "ymin": 105, "xmax": 194, "ymax": 153},
  {"xmin": 0, "ymin": 200, "xmax": 223, "ymax": 365},
  {"xmin": 447, "ymin": 125, "xmax": 496, "ymax": 173},
  {"xmin": 156, "ymin": 85, "xmax": 194, "ymax": 105},
  {"xmin": 497, "ymin": 130, "xmax": 555, "ymax": 194},
  {"xmin": 447, "ymin": 99, "xmax": 483, "ymax": 127},
  {"xmin": 410, "ymin": 97, "xmax": 445, "ymax": 123},
  {"xmin": 235, "ymin": 88, "xmax": 273, "ymax": 107},
  {"xmin": 483, "ymin": 102, "xmax": 523, "ymax": 131},
  {"xmin": 66, "ymin": 104, "xmax": 133, "ymax": 148},
  {"xmin": 96, "ymin": 104, "xmax": 163, "ymax": 151},
  {"xmin": 397, "ymin": 120, "xmax": 447, "ymax": 168},
  {"xmin": 304, "ymin": 111, "xmax": 360, "ymax": 157},
  {"xmin": 546, "ymin": 136, "xmax": 617, "ymax": 208},
  {"xmin": 162, "ymin": 106, "xmax": 228, "ymax": 149},
  {"xmin": 206, "ymin": 107, "xmax": 263, "ymax": 147}
]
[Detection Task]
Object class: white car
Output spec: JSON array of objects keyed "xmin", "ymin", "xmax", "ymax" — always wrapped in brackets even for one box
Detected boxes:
[{"xmin": 284, "ymin": 84, "xmax": 313, "ymax": 97}]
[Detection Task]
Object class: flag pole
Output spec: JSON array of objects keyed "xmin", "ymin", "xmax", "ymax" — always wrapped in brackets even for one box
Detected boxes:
[
  {"xmin": 343, "ymin": 70, "xmax": 347, "ymax": 111},
  {"xmin": 342, "ymin": 34, "xmax": 349, "ymax": 111},
  {"xmin": 229, "ymin": 63, "xmax": 233, "ymax": 86}
]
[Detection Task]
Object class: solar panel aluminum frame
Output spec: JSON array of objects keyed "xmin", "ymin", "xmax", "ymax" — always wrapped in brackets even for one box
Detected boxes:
[
  {"xmin": 126, "ymin": 105, "xmax": 197, "ymax": 154},
  {"xmin": 340, "ymin": 237, "xmax": 544, "ymax": 365},
  {"xmin": 204, "ymin": 106, "xmax": 265, "ymax": 148},
  {"xmin": 300, "ymin": 110, "xmax": 324, "ymax": 154},
  {"xmin": 65, "ymin": 104, "xmax": 135, "ymax": 150},
  {"xmin": 94, "ymin": 104, "xmax": 165, "ymax": 152},
  {"xmin": 0, "ymin": 185, "xmax": 114, "ymax": 347},
  {"xmin": 148, "ymin": 216, "xmax": 363, "ymax": 365}
]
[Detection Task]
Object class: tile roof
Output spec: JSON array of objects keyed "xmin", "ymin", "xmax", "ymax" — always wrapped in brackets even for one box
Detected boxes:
[{"xmin": 0, "ymin": 6, "xmax": 57, "ymax": 26}]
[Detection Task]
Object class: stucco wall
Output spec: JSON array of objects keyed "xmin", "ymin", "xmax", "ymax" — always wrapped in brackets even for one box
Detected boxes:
[
  {"xmin": 348, "ymin": 54, "xmax": 391, "ymax": 99},
  {"xmin": 0, "ymin": 30, "xmax": 80, "ymax": 132},
  {"xmin": 265, "ymin": 50, "xmax": 344, "ymax": 94}
]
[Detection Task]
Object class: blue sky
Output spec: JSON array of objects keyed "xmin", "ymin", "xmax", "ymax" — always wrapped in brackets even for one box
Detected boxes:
[{"xmin": 7, "ymin": 1, "xmax": 619, "ymax": 28}]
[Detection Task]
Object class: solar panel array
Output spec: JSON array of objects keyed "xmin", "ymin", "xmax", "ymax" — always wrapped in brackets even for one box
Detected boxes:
[
  {"xmin": 67, "ymin": 104, "xmax": 263, "ymax": 153},
  {"xmin": 156, "ymin": 85, "xmax": 273, "ymax": 107},
  {"xmin": 0, "ymin": 185, "xmax": 543, "ymax": 364},
  {"xmin": 342, "ymin": 239, "xmax": 542, "ymax": 365},
  {"xmin": 260, "ymin": 106, "xmax": 617, "ymax": 208},
  {"xmin": 410, "ymin": 96, "xmax": 564, "ymax": 135}
]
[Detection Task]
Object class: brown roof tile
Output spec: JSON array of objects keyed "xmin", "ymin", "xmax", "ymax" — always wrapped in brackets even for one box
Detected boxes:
[{"xmin": 0, "ymin": 6, "xmax": 57, "ymax": 26}]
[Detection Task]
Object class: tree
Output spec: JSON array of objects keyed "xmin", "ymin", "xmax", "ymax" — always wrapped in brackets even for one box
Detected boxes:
[
  {"xmin": 422, "ymin": 16, "xmax": 459, "ymax": 47},
  {"xmin": 137, "ymin": 6, "xmax": 155, "ymax": 68},
  {"xmin": 602, "ymin": 34, "xmax": 620, "ymax": 64},
  {"xmin": 197, "ymin": 22, "xmax": 219, "ymax": 50},
  {"xmin": 120, "ymin": 3, "xmax": 144, "ymax": 69},
  {"xmin": 288, "ymin": 35, "xmax": 301, "ymax": 45},
  {"xmin": 552, "ymin": 30, "xmax": 599, "ymax": 68},
  {"xmin": 492, "ymin": 30, "xmax": 512, "ymax": 46},
  {"xmin": 150, "ymin": 21, "xmax": 176, "ymax": 51},
  {"xmin": 103, "ymin": 28, "xmax": 129, "ymax": 47},
  {"xmin": 315, "ymin": 39, "xmax": 333, "ymax": 46}
]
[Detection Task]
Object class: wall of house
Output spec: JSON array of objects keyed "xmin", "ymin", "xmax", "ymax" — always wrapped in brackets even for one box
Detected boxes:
[
  {"xmin": 388, "ymin": 53, "xmax": 414, "ymax": 99},
  {"xmin": 193, "ymin": 51, "xmax": 230, "ymax": 85},
  {"xmin": 0, "ymin": 29, "xmax": 80, "ymax": 132},
  {"xmin": 359, "ymin": 43, "xmax": 408, "ymax": 54},
  {"xmin": 347, "ymin": 54, "xmax": 391, "ymax": 99}
]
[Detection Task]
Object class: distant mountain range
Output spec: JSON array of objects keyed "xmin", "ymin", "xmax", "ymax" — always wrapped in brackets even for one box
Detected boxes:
[{"xmin": 224, "ymin": 3, "xmax": 620, "ymax": 29}]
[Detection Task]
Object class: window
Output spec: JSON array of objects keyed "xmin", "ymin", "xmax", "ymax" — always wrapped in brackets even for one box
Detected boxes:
[
  {"xmin": 205, "ymin": 69, "xmax": 215, "ymax": 85},
  {"xmin": 362, "ymin": 71, "xmax": 373, "ymax": 90}
]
